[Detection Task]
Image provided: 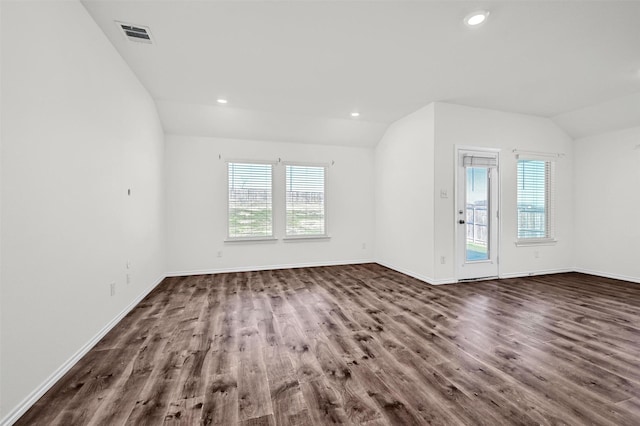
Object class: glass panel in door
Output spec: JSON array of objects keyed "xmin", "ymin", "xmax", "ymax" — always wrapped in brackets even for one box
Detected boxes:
[{"xmin": 465, "ymin": 167, "xmax": 489, "ymax": 262}]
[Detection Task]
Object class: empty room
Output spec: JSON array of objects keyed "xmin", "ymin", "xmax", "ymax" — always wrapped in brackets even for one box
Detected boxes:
[{"xmin": 2, "ymin": 0, "xmax": 640, "ymax": 425}]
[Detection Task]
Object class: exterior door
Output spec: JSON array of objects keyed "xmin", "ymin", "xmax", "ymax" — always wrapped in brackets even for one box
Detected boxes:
[{"xmin": 456, "ymin": 149, "xmax": 499, "ymax": 280}]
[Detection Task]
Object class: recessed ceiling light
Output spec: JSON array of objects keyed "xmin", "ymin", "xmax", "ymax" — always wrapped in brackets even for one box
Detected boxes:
[
  {"xmin": 351, "ymin": 112, "xmax": 360, "ymax": 117},
  {"xmin": 465, "ymin": 10, "xmax": 489, "ymax": 27},
  {"xmin": 217, "ymin": 98, "xmax": 228, "ymax": 104}
]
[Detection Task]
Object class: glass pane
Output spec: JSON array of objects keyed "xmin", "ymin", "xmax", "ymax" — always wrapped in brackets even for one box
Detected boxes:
[
  {"xmin": 466, "ymin": 167, "xmax": 489, "ymax": 261},
  {"xmin": 286, "ymin": 165, "xmax": 325, "ymax": 236},
  {"xmin": 228, "ymin": 163, "xmax": 273, "ymax": 238},
  {"xmin": 517, "ymin": 160, "xmax": 548, "ymax": 239}
]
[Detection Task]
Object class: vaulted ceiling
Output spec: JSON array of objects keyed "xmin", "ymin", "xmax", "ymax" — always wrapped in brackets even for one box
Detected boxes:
[{"xmin": 82, "ymin": 0, "xmax": 640, "ymax": 145}]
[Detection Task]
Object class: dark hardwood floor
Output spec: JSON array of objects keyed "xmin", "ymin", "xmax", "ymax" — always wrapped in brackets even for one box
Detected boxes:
[{"xmin": 16, "ymin": 264, "xmax": 640, "ymax": 425}]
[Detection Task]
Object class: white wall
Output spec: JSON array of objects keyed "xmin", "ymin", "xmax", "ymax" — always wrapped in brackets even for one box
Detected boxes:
[
  {"xmin": 1, "ymin": 1, "xmax": 165, "ymax": 420},
  {"xmin": 574, "ymin": 126, "xmax": 640, "ymax": 283},
  {"xmin": 434, "ymin": 102, "xmax": 574, "ymax": 281},
  {"xmin": 374, "ymin": 104, "xmax": 436, "ymax": 282},
  {"xmin": 165, "ymin": 135, "xmax": 374, "ymax": 274}
]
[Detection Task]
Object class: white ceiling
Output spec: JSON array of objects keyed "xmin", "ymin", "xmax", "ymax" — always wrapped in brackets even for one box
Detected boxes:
[{"xmin": 82, "ymin": 0, "xmax": 640, "ymax": 146}]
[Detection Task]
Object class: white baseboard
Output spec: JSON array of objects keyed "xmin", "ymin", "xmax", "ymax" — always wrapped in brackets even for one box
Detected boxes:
[
  {"xmin": 166, "ymin": 258, "xmax": 375, "ymax": 277},
  {"xmin": 572, "ymin": 268, "xmax": 640, "ymax": 284},
  {"xmin": 429, "ymin": 277, "xmax": 458, "ymax": 285},
  {"xmin": 375, "ymin": 262, "xmax": 578, "ymax": 285},
  {"xmin": 374, "ymin": 260, "xmax": 456, "ymax": 285},
  {"xmin": 0, "ymin": 274, "xmax": 166, "ymax": 426},
  {"xmin": 499, "ymin": 268, "xmax": 573, "ymax": 280},
  {"xmin": 375, "ymin": 263, "xmax": 639, "ymax": 286}
]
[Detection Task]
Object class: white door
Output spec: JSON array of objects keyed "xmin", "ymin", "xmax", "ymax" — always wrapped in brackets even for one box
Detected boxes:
[{"xmin": 456, "ymin": 149, "xmax": 499, "ymax": 280}]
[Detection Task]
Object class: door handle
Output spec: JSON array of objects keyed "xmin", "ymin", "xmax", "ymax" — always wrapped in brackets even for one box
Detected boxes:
[{"xmin": 458, "ymin": 220, "xmax": 465, "ymax": 224}]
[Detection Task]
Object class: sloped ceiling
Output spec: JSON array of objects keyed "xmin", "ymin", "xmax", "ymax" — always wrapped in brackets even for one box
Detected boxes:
[
  {"xmin": 552, "ymin": 91, "xmax": 640, "ymax": 140},
  {"xmin": 82, "ymin": 0, "xmax": 640, "ymax": 145}
]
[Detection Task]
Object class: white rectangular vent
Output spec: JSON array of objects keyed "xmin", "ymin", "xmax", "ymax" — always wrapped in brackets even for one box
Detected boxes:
[{"xmin": 116, "ymin": 21, "xmax": 153, "ymax": 44}]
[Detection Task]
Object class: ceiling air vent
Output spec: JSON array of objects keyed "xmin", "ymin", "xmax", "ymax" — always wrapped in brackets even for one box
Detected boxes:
[{"xmin": 116, "ymin": 21, "xmax": 153, "ymax": 44}]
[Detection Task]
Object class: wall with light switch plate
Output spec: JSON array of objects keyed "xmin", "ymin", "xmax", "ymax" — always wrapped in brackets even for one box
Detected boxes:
[
  {"xmin": 375, "ymin": 102, "xmax": 575, "ymax": 284},
  {"xmin": 433, "ymin": 102, "xmax": 575, "ymax": 282}
]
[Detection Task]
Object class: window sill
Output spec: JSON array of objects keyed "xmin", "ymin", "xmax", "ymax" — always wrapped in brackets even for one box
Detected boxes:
[
  {"xmin": 225, "ymin": 237, "xmax": 278, "ymax": 244},
  {"xmin": 515, "ymin": 239, "xmax": 557, "ymax": 247},
  {"xmin": 283, "ymin": 235, "xmax": 331, "ymax": 242}
]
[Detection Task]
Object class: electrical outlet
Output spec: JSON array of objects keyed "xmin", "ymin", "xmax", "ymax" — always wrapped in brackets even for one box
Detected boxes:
[
  {"xmin": 126, "ymin": 274, "xmax": 131, "ymax": 285},
  {"xmin": 110, "ymin": 282, "xmax": 116, "ymax": 297},
  {"xmin": 440, "ymin": 256, "xmax": 446, "ymax": 264},
  {"xmin": 217, "ymin": 250, "xmax": 223, "ymax": 258},
  {"xmin": 440, "ymin": 189, "xmax": 448, "ymax": 199}
]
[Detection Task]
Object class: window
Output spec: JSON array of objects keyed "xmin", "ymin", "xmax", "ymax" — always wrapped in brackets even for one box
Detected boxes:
[
  {"xmin": 517, "ymin": 159, "xmax": 554, "ymax": 242},
  {"xmin": 227, "ymin": 162, "xmax": 273, "ymax": 239},
  {"xmin": 285, "ymin": 164, "xmax": 326, "ymax": 237}
]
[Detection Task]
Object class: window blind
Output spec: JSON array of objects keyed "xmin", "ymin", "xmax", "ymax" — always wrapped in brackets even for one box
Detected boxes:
[
  {"xmin": 463, "ymin": 155, "xmax": 498, "ymax": 168},
  {"xmin": 517, "ymin": 159, "xmax": 554, "ymax": 239},
  {"xmin": 228, "ymin": 162, "xmax": 273, "ymax": 239},
  {"xmin": 286, "ymin": 165, "xmax": 326, "ymax": 237}
]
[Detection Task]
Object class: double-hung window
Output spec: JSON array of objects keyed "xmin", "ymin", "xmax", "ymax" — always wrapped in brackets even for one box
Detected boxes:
[
  {"xmin": 516, "ymin": 159, "xmax": 555, "ymax": 243},
  {"xmin": 227, "ymin": 162, "xmax": 274, "ymax": 240},
  {"xmin": 285, "ymin": 164, "xmax": 327, "ymax": 237}
]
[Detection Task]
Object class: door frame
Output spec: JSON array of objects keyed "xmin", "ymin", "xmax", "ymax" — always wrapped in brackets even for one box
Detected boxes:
[{"xmin": 454, "ymin": 146, "xmax": 501, "ymax": 281}]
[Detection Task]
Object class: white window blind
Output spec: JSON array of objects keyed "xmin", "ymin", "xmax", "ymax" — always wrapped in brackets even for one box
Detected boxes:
[
  {"xmin": 517, "ymin": 159, "xmax": 554, "ymax": 240},
  {"xmin": 286, "ymin": 165, "xmax": 326, "ymax": 237},
  {"xmin": 228, "ymin": 162, "xmax": 273, "ymax": 239},
  {"xmin": 463, "ymin": 155, "xmax": 498, "ymax": 168}
]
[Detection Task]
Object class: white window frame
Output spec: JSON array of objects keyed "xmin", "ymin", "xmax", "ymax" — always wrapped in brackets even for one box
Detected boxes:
[
  {"xmin": 226, "ymin": 160, "xmax": 276, "ymax": 242},
  {"xmin": 283, "ymin": 162, "xmax": 329, "ymax": 240},
  {"xmin": 515, "ymin": 157, "xmax": 556, "ymax": 246}
]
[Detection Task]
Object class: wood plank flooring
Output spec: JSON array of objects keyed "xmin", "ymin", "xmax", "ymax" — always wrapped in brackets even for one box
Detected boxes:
[{"xmin": 16, "ymin": 264, "xmax": 640, "ymax": 425}]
